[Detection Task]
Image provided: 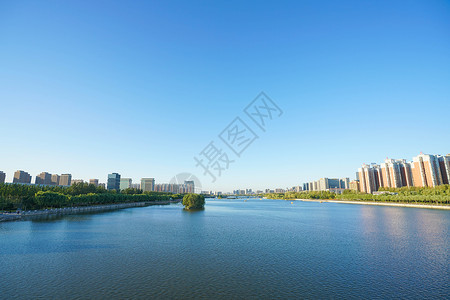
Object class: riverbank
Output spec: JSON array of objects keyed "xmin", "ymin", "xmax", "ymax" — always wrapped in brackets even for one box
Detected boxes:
[
  {"xmin": 0, "ymin": 200, "xmax": 181, "ymax": 222},
  {"xmin": 296, "ymin": 199, "xmax": 450, "ymax": 210}
]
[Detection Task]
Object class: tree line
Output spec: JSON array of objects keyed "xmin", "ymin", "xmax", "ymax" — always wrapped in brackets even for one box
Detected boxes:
[
  {"xmin": 0, "ymin": 182, "xmax": 184, "ymax": 211},
  {"xmin": 265, "ymin": 185, "xmax": 450, "ymax": 205}
]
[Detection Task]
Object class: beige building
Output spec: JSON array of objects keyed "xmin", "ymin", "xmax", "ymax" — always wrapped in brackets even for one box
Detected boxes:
[
  {"xmin": 358, "ymin": 164, "xmax": 378, "ymax": 194},
  {"xmin": 349, "ymin": 180, "xmax": 360, "ymax": 192},
  {"xmin": 71, "ymin": 179, "xmax": 85, "ymax": 185},
  {"xmin": 89, "ymin": 179, "xmax": 99, "ymax": 186},
  {"xmin": 59, "ymin": 174, "xmax": 72, "ymax": 186},
  {"xmin": 141, "ymin": 178, "xmax": 155, "ymax": 192},
  {"xmin": 35, "ymin": 172, "xmax": 52, "ymax": 185},
  {"xmin": 13, "ymin": 170, "xmax": 32, "ymax": 184},
  {"xmin": 51, "ymin": 174, "xmax": 60, "ymax": 185}
]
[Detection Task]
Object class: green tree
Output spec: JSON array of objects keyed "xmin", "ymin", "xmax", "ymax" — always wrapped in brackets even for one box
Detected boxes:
[
  {"xmin": 182, "ymin": 193, "xmax": 205, "ymax": 210},
  {"xmin": 35, "ymin": 191, "xmax": 69, "ymax": 208}
]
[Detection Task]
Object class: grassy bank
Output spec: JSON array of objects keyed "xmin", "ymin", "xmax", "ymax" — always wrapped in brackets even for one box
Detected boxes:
[{"xmin": 266, "ymin": 185, "xmax": 450, "ymax": 205}]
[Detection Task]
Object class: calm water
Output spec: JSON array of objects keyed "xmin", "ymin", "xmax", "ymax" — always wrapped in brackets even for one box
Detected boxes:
[{"xmin": 1, "ymin": 199, "xmax": 449, "ymax": 299}]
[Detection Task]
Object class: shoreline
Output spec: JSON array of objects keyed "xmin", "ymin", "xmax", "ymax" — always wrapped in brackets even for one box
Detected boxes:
[
  {"xmin": 0, "ymin": 200, "xmax": 181, "ymax": 222},
  {"xmin": 296, "ymin": 199, "xmax": 450, "ymax": 210}
]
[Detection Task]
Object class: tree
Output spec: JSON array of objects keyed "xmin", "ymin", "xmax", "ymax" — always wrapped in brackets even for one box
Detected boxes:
[
  {"xmin": 35, "ymin": 191, "xmax": 69, "ymax": 208},
  {"xmin": 182, "ymin": 193, "xmax": 205, "ymax": 210}
]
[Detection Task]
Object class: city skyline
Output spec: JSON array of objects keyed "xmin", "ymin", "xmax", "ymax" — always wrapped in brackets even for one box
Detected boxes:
[
  {"xmin": 1, "ymin": 1, "xmax": 449, "ymax": 191},
  {"xmin": 1, "ymin": 151, "xmax": 449, "ymax": 193}
]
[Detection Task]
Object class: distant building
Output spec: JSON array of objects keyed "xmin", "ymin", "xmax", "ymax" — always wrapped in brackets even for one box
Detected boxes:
[
  {"xmin": 131, "ymin": 183, "xmax": 141, "ymax": 189},
  {"xmin": 0, "ymin": 171, "xmax": 5, "ymax": 184},
  {"xmin": 71, "ymin": 179, "xmax": 85, "ymax": 185},
  {"xmin": 51, "ymin": 174, "xmax": 60, "ymax": 185},
  {"xmin": 303, "ymin": 177, "xmax": 349, "ymax": 192},
  {"xmin": 349, "ymin": 180, "xmax": 360, "ymax": 192},
  {"xmin": 184, "ymin": 180, "xmax": 195, "ymax": 193},
  {"xmin": 275, "ymin": 188, "xmax": 285, "ymax": 193},
  {"xmin": 291, "ymin": 186, "xmax": 302, "ymax": 192},
  {"xmin": 107, "ymin": 173, "xmax": 121, "ymax": 191},
  {"xmin": 99, "ymin": 183, "xmax": 106, "ymax": 189},
  {"xmin": 141, "ymin": 178, "xmax": 155, "ymax": 192},
  {"xmin": 89, "ymin": 179, "xmax": 99, "ymax": 186},
  {"xmin": 154, "ymin": 182, "xmax": 193, "ymax": 193},
  {"xmin": 59, "ymin": 174, "xmax": 72, "ymax": 186},
  {"xmin": 13, "ymin": 170, "xmax": 32, "ymax": 184},
  {"xmin": 120, "ymin": 178, "xmax": 132, "ymax": 190},
  {"xmin": 35, "ymin": 172, "xmax": 52, "ymax": 185}
]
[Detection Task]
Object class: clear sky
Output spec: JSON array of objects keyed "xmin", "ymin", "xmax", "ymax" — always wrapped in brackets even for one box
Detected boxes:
[{"xmin": 1, "ymin": 0, "xmax": 449, "ymax": 192}]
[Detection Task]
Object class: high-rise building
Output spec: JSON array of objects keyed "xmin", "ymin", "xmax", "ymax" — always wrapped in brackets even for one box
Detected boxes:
[
  {"xmin": 340, "ymin": 178, "xmax": 350, "ymax": 189},
  {"xmin": 89, "ymin": 179, "xmax": 99, "ymax": 186},
  {"xmin": 59, "ymin": 174, "xmax": 72, "ymax": 186},
  {"xmin": 35, "ymin": 172, "xmax": 52, "ymax": 185},
  {"xmin": 411, "ymin": 153, "xmax": 443, "ymax": 187},
  {"xmin": 99, "ymin": 183, "xmax": 106, "ymax": 189},
  {"xmin": 312, "ymin": 177, "xmax": 350, "ymax": 191},
  {"xmin": 131, "ymin": 183, "xmax": 141, "ymax": 189},
  {"xmin": 13, "ymin": 170, "xmax": 32, "ymax": 184},
  {"xmin": 0, "ymin": 171, "xmax": 5, "ymax": 184},
  {"xmin": 438, "ymin": 155, "xmax": 450, "ymax": 185},
  {"xmin": 107, "ymin": 173, "xmax": 121, "ymax": 191},
  {"xmin": 120, "ymin": 178, "xmax": 132, "ymax": 190},
  {"xmin": 380, "ymin": 159, "xmax": 413, "ymax": 188},
  {"xmin": 349, "ymin": 180, "xmax": 360, "ymax": 192},
  {"xmin": 184, "ymin": 180, "xmax": 195, "ymax": 193},
  {"xmin": 141, "ymin": 178, "xmax": 155, "ymax": 192},
  {"xmin": 358, "ymin": 164, "xmax": 378, "ymax": 194},
  {"xmin": 51, "ymin": 174, "xmax": 60, "ymax": 185}
]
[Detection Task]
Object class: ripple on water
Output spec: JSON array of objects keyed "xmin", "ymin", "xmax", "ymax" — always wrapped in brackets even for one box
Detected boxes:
[{"xmin": 0, "ymin": 200, "xmax": 449, "ymax": 299}]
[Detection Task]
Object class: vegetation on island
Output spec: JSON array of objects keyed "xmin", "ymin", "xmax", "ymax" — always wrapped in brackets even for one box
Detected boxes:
[
  {"xmin": 265, "ymin": 185, "xmax": 450, "ymax": 205},
  {"xmin": 182, "ymin": 193, "xmax": 205, "ymax": 210},
  {"xmin": 0, "ymin": 182, "xmax": 185, "ymax": 212}
]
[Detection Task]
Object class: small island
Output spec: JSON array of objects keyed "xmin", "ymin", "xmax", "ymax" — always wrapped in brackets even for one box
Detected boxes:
[{"xmin": 182, "ymin": 193, "xmax": 205, "ymax": 210}]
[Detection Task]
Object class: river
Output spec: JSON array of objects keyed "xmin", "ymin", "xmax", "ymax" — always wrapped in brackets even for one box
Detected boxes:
[{"xmin": 1, "ymin": 199, "xmax": 449, "ymax": 299}]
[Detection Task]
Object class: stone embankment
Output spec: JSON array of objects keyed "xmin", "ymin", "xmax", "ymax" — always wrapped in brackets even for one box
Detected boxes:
[{"xmin": 0, "ymin": 200, "xmax": 180, "ymax": 222}]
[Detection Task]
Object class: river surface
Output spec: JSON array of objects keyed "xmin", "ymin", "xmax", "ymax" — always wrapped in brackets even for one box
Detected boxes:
[{"xmin": 1, "ymin": 199, "xmax": 449, "ymax": 299}]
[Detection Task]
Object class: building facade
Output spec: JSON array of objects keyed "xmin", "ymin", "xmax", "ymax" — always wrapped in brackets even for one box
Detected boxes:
[
  {"xmin": 141, "ymin": 178, "xmax": 155, "ymax": 192},
  {"xmin": 0, "ymin": 171, "xmax": 5, "ymax": 184},
  {"xmin": 71, "ymin": 179, "xmax": 85, "ymax": 185},
  {"xmin": 35, "ymin": 172, "xmax": 53, "ymax": 185},
  {"xmin": 51, "ymin": 174, "xmax": 60, "ymax": 185},
  {"xmin": 120, "ymin": 178, "xmax": 132, "ymax": 190},
  {"xmin": 438, "ymin": 154, "xmax": 450, "ymax": 185},
  {"xmin": 349, "ymin": 180, "xmax": 360, "ymax": 192},
  {"xmin": 13, "ymin": 170, "xmax": 32, "ymax": 184},
  {"xmin": 89, "ymin": 179, "xmax": 99, "ymax": 186},
  {"xmin": 107, "ymin": 173, "xmax": 121, "ymax": 191},
  {"xmin": 411, "ymin": 153, "xmax": 443, "ymax": 187},
  {"xmin": 59, "ymin": 174, "xmax": 72, "ymax": 186}
]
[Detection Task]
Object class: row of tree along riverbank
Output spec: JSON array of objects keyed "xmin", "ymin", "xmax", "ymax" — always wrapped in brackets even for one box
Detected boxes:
[
  {"xmin": 0, "ymin": 182, "xmax": 185, "ymax": 212},
  {"xmin": 265, "ymin": 185, "xmax": 450, "ymax": 205},
  {"xmin": 0, "ymin": 201, "xmax": 180, "ymax": 222}
]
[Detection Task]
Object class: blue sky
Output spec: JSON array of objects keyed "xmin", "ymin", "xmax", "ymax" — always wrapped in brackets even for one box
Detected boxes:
[{"xmin": 1, "ymin": 0, "xmax": 449, "ymax": 192}]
